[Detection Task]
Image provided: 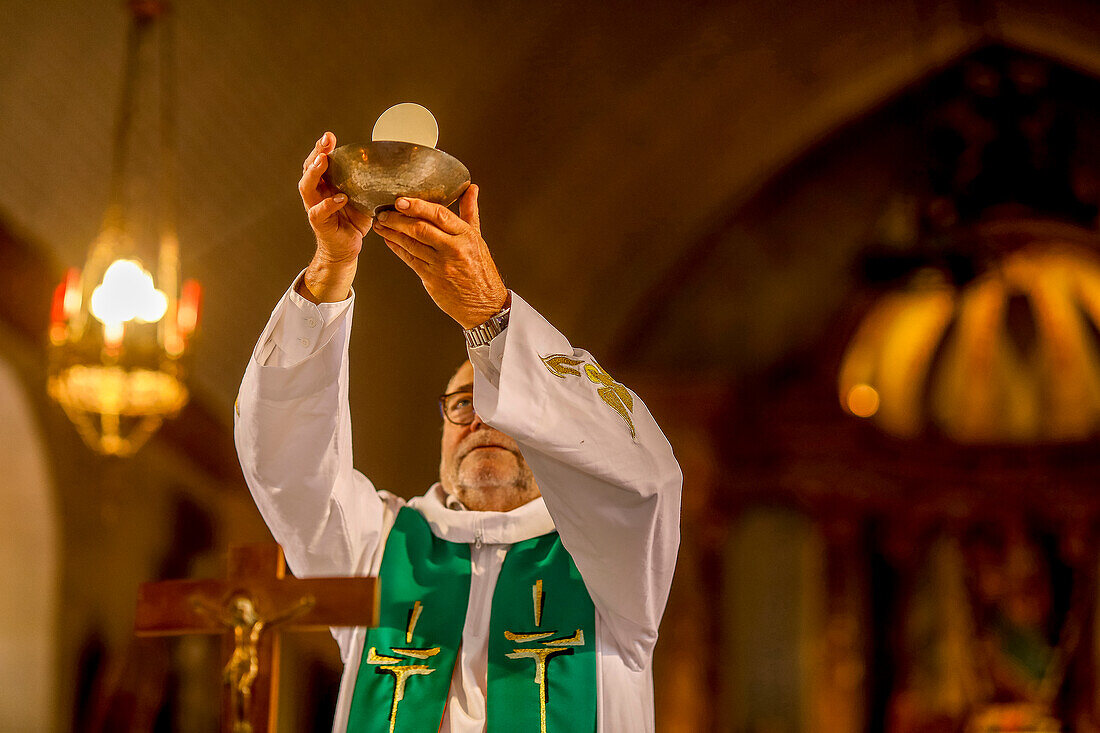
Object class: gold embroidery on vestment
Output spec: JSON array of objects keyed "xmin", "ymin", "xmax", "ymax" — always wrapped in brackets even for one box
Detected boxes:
[
  {"xmin": 376, "ymin": 664, "xmax": 434, "ymax": 733},
  {"xmin": 405, "ymin": 599, "xmax": 423, "ymax": 643},
  {"xmin": 505, "ymin": 630, "xmax": 555, "ymax": 642},
  {"xmin": 368, "ymin": 601, "xmax": 440, "ymax": 733},
  {"xmin": 367, "ymin": 647, "xmax": 401, "ymax": 664},
  {"xmin": 545, "ymin": 629, "xmax": 584, "ymax": 646},
  {"xmin": 505, "ymin": 647, "xmax": 573, "ymax": 733},
  {"xmin": 584, "ymin": 362, "xmax": 636, "ymax": 439},
  {"xmin": 506, "ymin": 647, "xmax": 572, "ymax": 683},
  {"xmin": 540, "ymin": 354, "xmax": 638, "ymax": 440},
  {"xmin": 390, "ymin": 646, "xmax": 441, "ymax": 659},
  {"xmin": 541, "ymin": 354, "xmax": 585, "ymax": 378},
  {"xmin": 503, "ymin": 581, "xmax": 587, "ymax": 733}
]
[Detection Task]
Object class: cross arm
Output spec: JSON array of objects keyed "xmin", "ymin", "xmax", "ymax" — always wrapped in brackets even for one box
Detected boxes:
[{"xmin": 135, "ymin": 576, "xmax": 378, "ymax": 636}]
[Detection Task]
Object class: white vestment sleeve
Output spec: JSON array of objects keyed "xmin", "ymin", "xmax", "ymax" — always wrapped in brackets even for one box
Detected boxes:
[
  {"xmin": 469, "ymin": 292, "xmax": 683, "ymax": 672},
  {"xmin": 234, "ymin": 278, "xmax": 387, "ymax": 584}
]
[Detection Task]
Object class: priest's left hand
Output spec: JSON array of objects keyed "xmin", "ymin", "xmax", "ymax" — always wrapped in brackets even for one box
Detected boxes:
[{"xmin": 373, "ymin": 185, "xmax": 510, "ymax": 329}]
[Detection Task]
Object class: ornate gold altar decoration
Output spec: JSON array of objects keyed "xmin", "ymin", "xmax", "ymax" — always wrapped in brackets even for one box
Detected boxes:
[
  {"xmin": 48, "ymin": 0, "xmax": 201, "ymax": 456},
  {"xmin": 840, "ymin": 225, "xmax": 1100, "ymax": 443}
]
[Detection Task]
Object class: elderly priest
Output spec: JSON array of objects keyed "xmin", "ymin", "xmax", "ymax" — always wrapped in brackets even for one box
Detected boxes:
[{"xmin": 234, "ymin": 132, "xmax": 682, "ymax": 732}]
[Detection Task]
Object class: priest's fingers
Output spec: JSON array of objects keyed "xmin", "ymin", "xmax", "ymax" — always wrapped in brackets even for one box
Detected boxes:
[
  {"xmin": 383, "ymin": 237, "xmax": 431, "ymax": 278},
  {"xmin": 458, "ymin": 185, "xmax": 481, "ymax": 232},
  {"xmin": 307, "ymin": 193, "xmax": 349, "ymax": 234},
  {"xmin": 373, "ymin": 220, "xmax": 439, "ymax": 263},
  {"xmin": 394, "ymin": 197, "xmax": 467, "ymax": 236},
  {"xmin": 343, "ymin": 203, "xmax": 375, "ymax": 234},
  {"xmin": 302, "ymin": 132, "xmax": 335, "ymax": 173},
  {"xmin": 374, "ymin": 211, "xmax": 449, "ymax": 248},
  {"xmin": 299, "ymin": 152, "xmax": 330, "ymax": 210}
]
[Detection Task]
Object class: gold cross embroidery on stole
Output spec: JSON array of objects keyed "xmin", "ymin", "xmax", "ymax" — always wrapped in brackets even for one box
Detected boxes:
[
  {"xmin": 503, "ymin": 579, "xmax": 585, "ymax": 733},
  {"xmin": 365, "ymin": 600, "xmax": 440, "ymax": 733}
]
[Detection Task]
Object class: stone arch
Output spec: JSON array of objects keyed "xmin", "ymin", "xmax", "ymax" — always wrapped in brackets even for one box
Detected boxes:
[{"xmin": 0, "ymin": 355, "xmax": 58, "ymax": 730}]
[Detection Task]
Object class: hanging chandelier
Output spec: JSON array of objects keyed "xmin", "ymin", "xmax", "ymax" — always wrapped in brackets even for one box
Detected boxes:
[{"xmin": 48, "ymin": 0, "xmax": 200, "ymax": 457}]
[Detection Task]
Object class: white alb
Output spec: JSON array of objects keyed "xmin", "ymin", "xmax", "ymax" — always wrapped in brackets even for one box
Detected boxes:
[{"xmin": 234, "ymin": 278, "xmax": 682, "ymax": 732}]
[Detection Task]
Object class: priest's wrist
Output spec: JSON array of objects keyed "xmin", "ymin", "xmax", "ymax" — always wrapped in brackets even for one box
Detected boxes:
[
  {"xmin": 299, "ymin": 255, "xmax": 357, "ymax": 304},
  {"xmin": 457, "ymin": 288, "xmax": 510, "ymax": 328},
  {"xmin": 463, "ymin": 291, "xmax": 512, "ymax": 347}
]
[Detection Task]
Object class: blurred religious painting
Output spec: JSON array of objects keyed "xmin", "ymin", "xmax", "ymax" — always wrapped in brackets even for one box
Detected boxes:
[{"xmin": 889, "ymin": 518, "xmax": 1098, "ymax": 733}]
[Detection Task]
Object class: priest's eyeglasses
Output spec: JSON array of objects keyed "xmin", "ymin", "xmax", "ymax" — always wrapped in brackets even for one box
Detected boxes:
[{"xmin": 439, "ymin": 390, "xmax": 476, "ymax": 426}]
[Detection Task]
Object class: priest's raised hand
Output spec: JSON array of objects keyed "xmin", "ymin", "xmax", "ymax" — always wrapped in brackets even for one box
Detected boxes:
[
  {"xmin": 296, "ymin": 131, "xmax": 374, "ymax": 304},
  {"xmin": 372, "ymin": 187, "xmax": 510, "ymax": 329}
]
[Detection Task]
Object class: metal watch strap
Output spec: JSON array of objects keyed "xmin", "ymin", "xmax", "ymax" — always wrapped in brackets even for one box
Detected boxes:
[{"xmin": 463, "ymin": 306, "xmax": 511, "ymax": 348}]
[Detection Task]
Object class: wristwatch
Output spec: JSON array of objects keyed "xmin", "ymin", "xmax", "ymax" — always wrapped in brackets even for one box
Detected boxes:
[{"xmin": 463, "ymin": 305, "xmax": 511, "ymax": 348}]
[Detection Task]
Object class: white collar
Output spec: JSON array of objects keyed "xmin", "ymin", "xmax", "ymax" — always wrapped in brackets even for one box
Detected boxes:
[{"xmin": 407, "ymin": 484, "xmax": 556, "ymax": 545}]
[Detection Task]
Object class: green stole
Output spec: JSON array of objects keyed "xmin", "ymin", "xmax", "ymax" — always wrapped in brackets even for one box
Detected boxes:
[{"xmin": 347, "ymin": 506, "xmax": 597, "ymax": 733}]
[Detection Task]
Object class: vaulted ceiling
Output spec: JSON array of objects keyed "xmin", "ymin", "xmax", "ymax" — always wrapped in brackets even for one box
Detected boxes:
[{"xmin": 3, "ymin": 0, "xmax": 1100, "ymax": 492}]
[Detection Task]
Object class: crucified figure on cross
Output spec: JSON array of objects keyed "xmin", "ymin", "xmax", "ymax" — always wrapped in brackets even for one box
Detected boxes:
[
  {"xmin": 192, "ymin": 593, "xmax": 315, "ymax": 733},
  {"xmin": 135, "ymin": 543, "xmax": 377, "ymax": 733}
]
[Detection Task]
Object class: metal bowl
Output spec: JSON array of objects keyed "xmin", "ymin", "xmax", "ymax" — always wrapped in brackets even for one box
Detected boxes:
[{"xmin": 323, "ymin": 141, "xmax": 471, "ymax": 216}]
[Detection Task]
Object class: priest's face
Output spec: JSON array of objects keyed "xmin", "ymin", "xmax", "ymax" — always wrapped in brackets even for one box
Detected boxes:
[{"xmin": 438, "ymin": 361, "xmax": 540, "ymax": 512}]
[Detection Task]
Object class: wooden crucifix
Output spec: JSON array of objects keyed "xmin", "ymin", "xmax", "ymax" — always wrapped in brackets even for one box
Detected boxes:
[{"xmin": 135, "ymin": 543, "xmax": 376, "ymax": 733}]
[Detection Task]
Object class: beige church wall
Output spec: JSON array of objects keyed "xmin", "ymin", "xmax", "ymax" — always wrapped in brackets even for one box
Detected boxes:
[{"xmin": 0, "ymin": 347, "xmax": 59, "ymax": 730}]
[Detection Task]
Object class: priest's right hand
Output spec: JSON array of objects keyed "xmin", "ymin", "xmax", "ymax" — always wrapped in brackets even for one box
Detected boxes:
[{"xmin": 297, "ymin": 132, "xmax": 374, "ymax": 303}]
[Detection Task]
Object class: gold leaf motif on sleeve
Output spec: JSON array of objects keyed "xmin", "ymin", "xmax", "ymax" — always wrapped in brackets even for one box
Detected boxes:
[
  {"xmin": 540, "ymin": 354, "xmax": 637, "ymax": 440},
  {"xmin": 540, "ymin": 354, "xmax": 586, "ymax": 378}
]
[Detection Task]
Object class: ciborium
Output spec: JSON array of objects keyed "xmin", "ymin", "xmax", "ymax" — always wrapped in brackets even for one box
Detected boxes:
[
  {"xmin": 322, "ymin": 102, "xmax": 470, "ymax": 216},
  {"xmin": 323, "ymin": 141, "xmax": 470, "ymax": 216}
]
